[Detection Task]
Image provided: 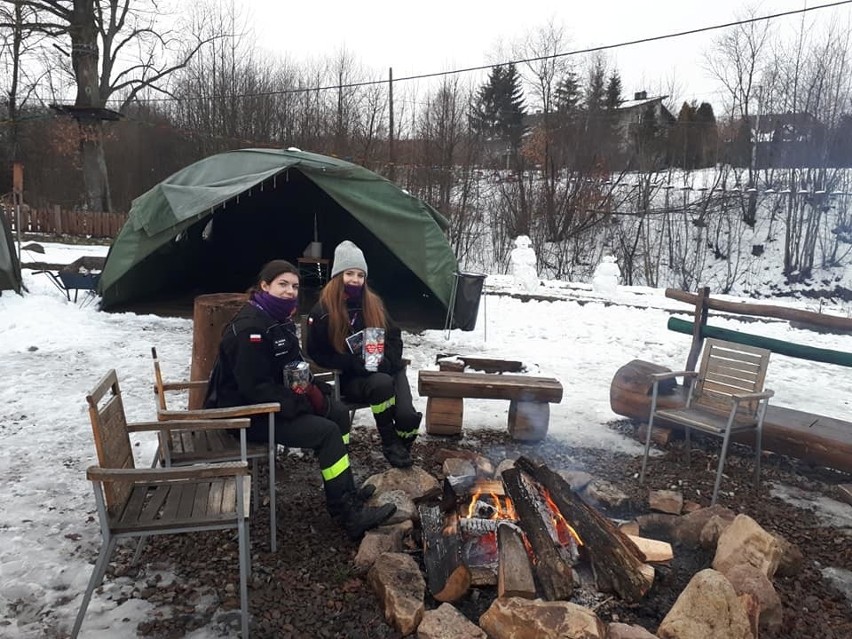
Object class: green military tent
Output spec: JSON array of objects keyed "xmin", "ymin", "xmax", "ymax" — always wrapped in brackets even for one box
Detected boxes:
[
  {"xmin": 0, "ymin": 212, "xmax": 23, "ymax": 295},
  {"xmin": 99, "ymin": 148, "xmax": 460, "ymax": 325}
]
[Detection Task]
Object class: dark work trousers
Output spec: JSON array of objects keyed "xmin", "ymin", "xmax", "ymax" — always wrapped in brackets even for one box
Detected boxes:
[
  {"xmin": 340, "ymin": 369, "xmax": 420, "ymax": 442},
  {"xmin": 247, "ymin": 408, "xmax": 354, "ymax": 509}
]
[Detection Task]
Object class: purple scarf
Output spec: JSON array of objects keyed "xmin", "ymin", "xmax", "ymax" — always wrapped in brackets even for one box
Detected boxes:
[
  {"xmin": 344, "ymin": 284, "xmax": 363, "ymax": 301},
  {"xmin": 250, "ymin": 291, "xmax": 298, "ymax": 322}
]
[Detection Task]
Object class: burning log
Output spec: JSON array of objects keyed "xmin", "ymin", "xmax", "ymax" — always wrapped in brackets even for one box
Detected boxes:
[
  {"xmin": 515, "ymin": 457, "xmax": 653, "ymax": 602},
  {"xmin": 418, "ymin": 505, "xmax": 471, "ymax": 602},
  {"xmin": 501, "ymin": 467, "xmax": 574, "ymax": 601},
  {"xmin": 497, "ymin": 523, "xmax": 536, "ymax": 599},
  {"xmin": 442, "ymin": 476, "xmax": 504, "ymax": 512}
]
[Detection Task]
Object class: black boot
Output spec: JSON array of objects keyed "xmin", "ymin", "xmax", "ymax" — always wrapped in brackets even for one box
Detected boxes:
[
  {"xmin": 375, "ymin": 408, "xmax": 413, "ymax": 468},
  {"xmin": 337, "ymin": 493, "xmax": 396, "ymax": 540},
  {"xmin": 356, "ymin": 483, "xmax": 376, "ymax": 504},
  {"xmin": 396, "ymin": 411, "xmax": 422, "ymax": 452}
]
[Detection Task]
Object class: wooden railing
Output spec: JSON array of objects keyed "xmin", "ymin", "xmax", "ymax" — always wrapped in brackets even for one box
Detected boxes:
[{"xmin": 2, "ymin": 206, "xmax": 127, "ymax": 239}]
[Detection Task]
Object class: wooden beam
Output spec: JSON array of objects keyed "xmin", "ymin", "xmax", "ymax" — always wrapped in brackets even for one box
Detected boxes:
[
  {"xmin": 419, "ymin": 371, "xmax": 563, "ymax": 403},
  {"xmin": 666, "ymin": 288, "xmax": 852, "ymax": 333},
  {"xmin": 501, "ymin": 467, "xmax": 574, "ymax": 601},
  {"xmin": 515, "ymin": 457, "xmax": 653, "ymax": 602}
]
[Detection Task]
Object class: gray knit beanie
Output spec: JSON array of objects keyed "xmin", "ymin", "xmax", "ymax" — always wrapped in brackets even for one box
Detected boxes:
[{"xmin": 330, "ymin": 240, "xmax": 368, "ymax": 279}]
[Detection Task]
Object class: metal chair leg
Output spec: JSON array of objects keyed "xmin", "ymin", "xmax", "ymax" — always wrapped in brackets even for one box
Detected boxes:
[
  {"xmin": 712, "ymin": 408, "xmax": 738, "ymax": 505},
  {"xmin": 267, "ymin": 413, "xmax": 277, "ymax": 552},
  {"xmin": 236, "ymin": 476, "xmax": 250, "ymax": 638},
  {"xmin": 639, "ymin": 382, "xmax": 659, "ymax": 484},
  {"xmin": 755, "ymin": 404, "xmax": 766, "ymax": 489},
  {"xmin": 71, "ymin": 536, "xmax": 118, "ymax": 638},
  {"xmin": 685, "ymin": 426, "xmax": 691, "ymax": 465}
]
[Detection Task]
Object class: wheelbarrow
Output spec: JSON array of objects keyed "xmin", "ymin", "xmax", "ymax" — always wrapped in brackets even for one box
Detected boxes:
[{"xmin": 40, "ymin": 256, "xmax": 105, "ymax": 305}]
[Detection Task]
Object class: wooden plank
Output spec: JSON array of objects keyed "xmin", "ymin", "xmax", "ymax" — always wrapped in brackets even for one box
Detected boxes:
[
  {"xmin": 497, "ymin": 523, "xmax": 537, "ymax": 599},
  {"xmin": 666, "ymin": 288, "xmax": 852, "ymax": 333},
  {"xmin": 625, "ymin": 534, "xmax": 674, "ymax": 562},
  {"xmin": 418, "ymin": 371, "xmax": 563, "ymax": 403},
  {"xmin": 436, "ymin": 354, "xmax": 526, "ymax": 373}
]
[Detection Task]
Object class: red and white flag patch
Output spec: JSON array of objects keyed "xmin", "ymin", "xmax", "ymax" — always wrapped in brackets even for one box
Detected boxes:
[{"xmin": 249, "ymin": 333, "xmax": 262, "ymax": 343}]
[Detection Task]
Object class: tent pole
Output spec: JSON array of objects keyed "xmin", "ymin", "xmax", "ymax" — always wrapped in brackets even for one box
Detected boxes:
[{"xmin": 444, "ymin": 272, "xmax": 459, "ymax": 340}]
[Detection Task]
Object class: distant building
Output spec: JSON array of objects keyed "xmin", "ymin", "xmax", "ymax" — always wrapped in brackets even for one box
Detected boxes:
[{"xmin": 611, "ymin": 91, "xmax": 677, "ymax": 154}]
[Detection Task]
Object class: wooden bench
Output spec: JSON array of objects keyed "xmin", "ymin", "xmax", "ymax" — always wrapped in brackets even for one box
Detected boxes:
[{"xmin": 418, "ymin": 371, "xmax": 563, "ymax": 441}]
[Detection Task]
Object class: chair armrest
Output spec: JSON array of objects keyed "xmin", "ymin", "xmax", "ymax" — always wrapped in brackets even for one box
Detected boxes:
[
  {"xmin": 651, "ymin": 370, "xmax": 698, "ymax": 381},
  {"xmin": 127, "ymin": 418, "xmax": 251, "ymax": 433},
  {"xmin": 87, "ymin": 461, "xmax": 249, "ymax": 482},
  {"xmin": 732, "ymin": 389, "xmax": 775, "ymax": 402},
  {"xmin": 156, "ymin": 402, "xmax": 280, "ymax": 421},
  {"xmin": 161, "ymin": 380, "xmax": 208, "ymax": 392}
]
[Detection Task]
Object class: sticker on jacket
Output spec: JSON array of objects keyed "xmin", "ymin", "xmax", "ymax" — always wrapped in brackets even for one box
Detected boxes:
[{"xmin": 249, "ymin": 333, "xmax": 262, "ymax": 343}]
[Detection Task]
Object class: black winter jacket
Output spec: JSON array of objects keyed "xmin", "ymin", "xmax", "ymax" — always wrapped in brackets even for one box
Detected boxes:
[
  {"xmin": 204, "ymin": 303, "xmax": 313, "ymax": 425},
  {"xmin": 306, "ymin": 300, "xmax": 405, "ymax": 382}
]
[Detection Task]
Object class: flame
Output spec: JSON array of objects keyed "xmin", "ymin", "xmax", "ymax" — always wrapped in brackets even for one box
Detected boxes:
[
  {"xmin": 465, "ymin": 487, "xmax": 517, "ymax": 521},
  {"xmin": 542, "ymin": 489, "xmax": 583, "ymax": 547}
]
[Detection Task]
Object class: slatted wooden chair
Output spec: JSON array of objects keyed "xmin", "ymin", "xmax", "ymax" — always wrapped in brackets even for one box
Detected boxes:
[
  {"xmin": 639, "ymin": 338, "xmax": 774, "ymax": 505},
  {"xmin": 151, "ymin": 347, "xmax": 281, "ymax": 551},
  {"xmin": 72, "ymin": 370, "xmax": 251, "ymax": 639}
]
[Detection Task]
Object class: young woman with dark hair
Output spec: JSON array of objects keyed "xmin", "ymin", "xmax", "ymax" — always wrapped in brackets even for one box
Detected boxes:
[
  {"xmin": 204, "ymin": 259, "xmax": 395, "ymax": 539},
  {"xmin": 306, "ymin": 241, "xmax": 421, "ymax": 469}
]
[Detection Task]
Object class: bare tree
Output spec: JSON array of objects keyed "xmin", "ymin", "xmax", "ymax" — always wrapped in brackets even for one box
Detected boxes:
[
  {"xmin": 1, "ymin": 0, "xmax": 224, "ymax": 211},
  {"xmin": 704, "ymin": 4, "xmax": 773, "ymax": 224}
]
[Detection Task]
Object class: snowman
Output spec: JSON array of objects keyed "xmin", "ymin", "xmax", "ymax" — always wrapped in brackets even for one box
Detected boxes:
[
  {"xmin": 592, "ymin": 254, "xmax": 620, "ymax": 297},
  {"xmin": 509, "ymin": 235, "xmax": 539, "ymax": 292}
]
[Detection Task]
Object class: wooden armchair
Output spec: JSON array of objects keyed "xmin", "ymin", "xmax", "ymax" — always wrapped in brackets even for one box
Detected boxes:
[
  {"xmin": 72, "ymin": 370, "xmax": 251, "ymax": 639},
  {"xmin": 639, "ymin": 338, "xmax": 774, "ymax": 505},
  {"xmin": 151, "ymin": 347, "xmax": 281, "ymax": 551}
]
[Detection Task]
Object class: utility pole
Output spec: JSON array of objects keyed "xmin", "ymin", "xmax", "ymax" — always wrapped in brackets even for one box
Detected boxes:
[{"xmin": 388, "ymin": 67, "xmax": 395, "ymax": 182}]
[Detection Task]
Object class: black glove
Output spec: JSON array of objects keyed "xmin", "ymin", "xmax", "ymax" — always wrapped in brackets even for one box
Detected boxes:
[{"xmin": 377, "ymin": 357, "xmax": 395, "ymax": 374}]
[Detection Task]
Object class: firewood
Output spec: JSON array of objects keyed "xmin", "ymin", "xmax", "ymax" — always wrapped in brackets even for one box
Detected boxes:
[
  {"xmin": 418, "ymin": 505, "xmax": 470, "ymax": 602},
  {"xmin": 636, "ymin": 423, "xmax": 673, "ymax": 446},
  {"xmin": 502, "ymin": 468, "xmax": 574, "ymax": 600},
  {"xmin": 515, "ymin": 456, "xmax": 653, "ymax": 602},
  {"xmin": 626, "ymin": 534, "xmax": 674, "ymax": 562},
  {"xmin": 497, "ymin": 523, "xmax": 536, "ymax": 599}
]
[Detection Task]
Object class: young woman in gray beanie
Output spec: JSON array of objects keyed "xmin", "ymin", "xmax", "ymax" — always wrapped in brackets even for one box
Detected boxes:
[{"xmin": 306, "ymin": 240, "xmax": 421, "ymax": 468}]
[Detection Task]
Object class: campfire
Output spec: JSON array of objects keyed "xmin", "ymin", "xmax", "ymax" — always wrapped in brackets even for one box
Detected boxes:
[{"xmin": 419, "ymin": 456, "xmax": 656, "ymax": 604}]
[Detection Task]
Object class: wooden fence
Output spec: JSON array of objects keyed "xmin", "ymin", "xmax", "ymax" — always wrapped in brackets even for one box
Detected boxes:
[{"xmin": 2, "ymin": 206, "xmax": 127, "ymax": 239}]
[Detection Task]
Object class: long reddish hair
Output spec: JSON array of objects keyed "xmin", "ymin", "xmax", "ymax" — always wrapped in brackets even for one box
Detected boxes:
[{"xmin": 319, "ymin": 275, "xmax": 387, "ymax": 353}]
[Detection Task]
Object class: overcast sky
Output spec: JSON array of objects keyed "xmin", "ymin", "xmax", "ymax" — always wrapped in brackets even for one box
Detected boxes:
[{"xmin": 236, "ymin": 0, "xmax": 845, "ymax": 110}]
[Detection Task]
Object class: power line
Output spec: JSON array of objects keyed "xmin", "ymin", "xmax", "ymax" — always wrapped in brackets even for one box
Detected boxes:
[{"xmin": 90, "ymin": 0, "xmax": 852, "ymax": 106}]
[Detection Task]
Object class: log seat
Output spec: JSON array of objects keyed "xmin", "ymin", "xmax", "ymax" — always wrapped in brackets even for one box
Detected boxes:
[{"xmin": 417, "ymin": 370, "xmax": 563, "ymax": 441}]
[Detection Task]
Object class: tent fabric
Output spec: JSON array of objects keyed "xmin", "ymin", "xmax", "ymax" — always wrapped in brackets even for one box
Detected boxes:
[
  {"xmin": 99, "ymin": 149, "xmax": 458, "ymax": 322},
  {"xmin": 0, "ymin": 212, "xmax": 22, "ymax": 294}
]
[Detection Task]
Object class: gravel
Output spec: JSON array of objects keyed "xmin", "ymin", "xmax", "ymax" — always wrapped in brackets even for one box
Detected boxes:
[{"xmin": 112, "ymin": 422, "xmax": 852, "ymax": 638}]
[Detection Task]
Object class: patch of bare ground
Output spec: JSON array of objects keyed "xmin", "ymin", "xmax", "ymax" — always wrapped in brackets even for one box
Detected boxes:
[{"xmin": 104, "ymin": 423, "xmax": 851, "ymax": 638}]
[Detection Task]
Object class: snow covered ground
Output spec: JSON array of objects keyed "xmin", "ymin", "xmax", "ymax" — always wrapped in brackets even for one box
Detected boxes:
[{"xmin": 1, "ymin": 241, "xmax": 851, "ymax": 637}]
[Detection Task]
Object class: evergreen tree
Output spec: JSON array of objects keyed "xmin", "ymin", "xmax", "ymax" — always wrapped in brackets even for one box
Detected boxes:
[
  {"xmin": 470, "ymin": 63, "xmax": 527, "ymax": 149},
  {"xmin": 695, "ymin": 102, "xmax": 718, "ymax": 166},
  {"xmin": 554, "ymin": 70, "xmax": 582, "ymax": 115},
  {"xmin": 604, "ymin": 71, "xmax": 623, "ymax": 109},
  {"xmin": 585, "ymin": 59, "xmax": 606, "ymax": 112}
]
